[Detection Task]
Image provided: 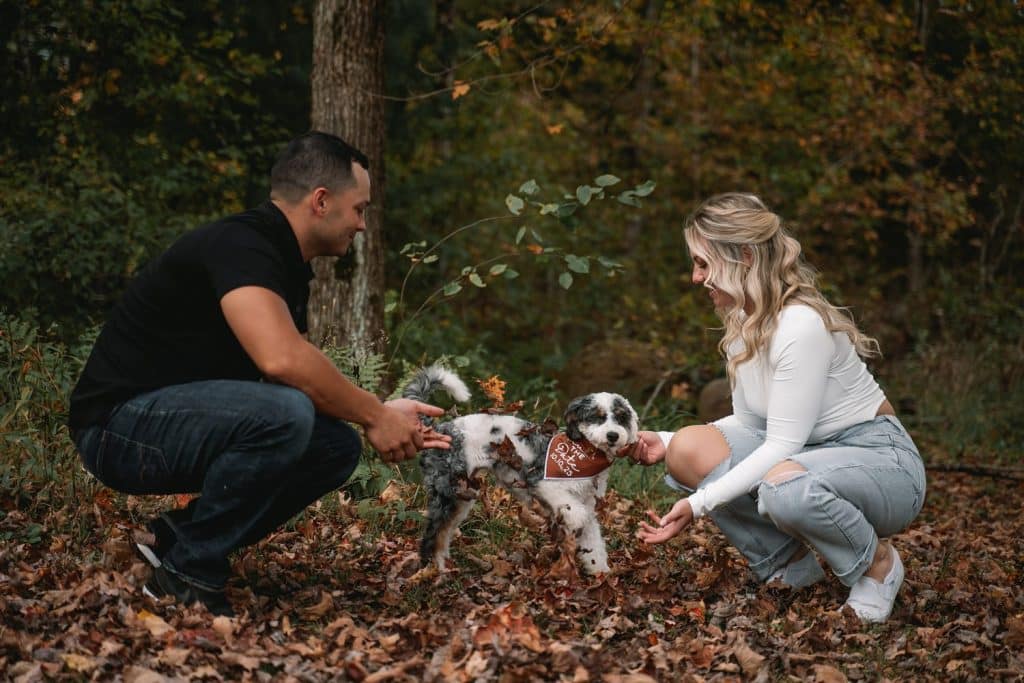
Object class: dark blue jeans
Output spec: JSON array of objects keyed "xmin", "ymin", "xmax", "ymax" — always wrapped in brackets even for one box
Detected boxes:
[{"xmin": 73, "ymin": 380, "xmax": 361, "ymax": 590}]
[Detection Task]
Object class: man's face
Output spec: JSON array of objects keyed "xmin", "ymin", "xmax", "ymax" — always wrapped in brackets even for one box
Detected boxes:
[{"xmin": 322, "ymin": 162, "xmax": 371, "ymax": 255}]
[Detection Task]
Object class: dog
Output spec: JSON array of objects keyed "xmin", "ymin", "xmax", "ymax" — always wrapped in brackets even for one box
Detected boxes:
[{"xmin": 403, "ymin": 365, "xmax": 639, "ymax": 575}]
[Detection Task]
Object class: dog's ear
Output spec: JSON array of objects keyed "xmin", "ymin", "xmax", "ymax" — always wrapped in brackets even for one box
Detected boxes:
[{"xmin": 563, "ymin": 396, "xmax": 588, "ymax": 441}]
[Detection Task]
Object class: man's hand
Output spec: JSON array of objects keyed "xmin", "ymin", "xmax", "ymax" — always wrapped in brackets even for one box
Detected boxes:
[
  {"xmin": 617, "ymin": 430, "xmax": 667, "ymax": 465},
  {"xmin": 365, "ymin": 398, "xmax": 452, "ymax": 463},
  {"xmin": 637, "ymin": 498, "xmax": 694, "ymax": 544}
]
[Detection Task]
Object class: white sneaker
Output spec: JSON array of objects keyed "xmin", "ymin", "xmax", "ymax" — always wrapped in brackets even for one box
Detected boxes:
[
  {"xmin": 768, "ymin": 550, "xmax": 826, "ymax": 588},
  {"xmin": 845, "ymin": 544, "xmax": 904, "ymax": 623}
]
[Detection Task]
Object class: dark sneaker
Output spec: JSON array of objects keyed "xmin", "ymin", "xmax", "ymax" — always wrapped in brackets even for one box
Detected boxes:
[
  {"xmin": 132, "ymin": 515, "xmax": 177, "ymax": 568},
  {"xmin": 143, "ymin": 565, "xmax": 235, "ymax": 617}
]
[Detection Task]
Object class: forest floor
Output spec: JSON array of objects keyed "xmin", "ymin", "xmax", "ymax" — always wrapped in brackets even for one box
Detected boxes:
[{"xmin": 2, "ymin": 469, "xmax": 1022, "ymax": 682}]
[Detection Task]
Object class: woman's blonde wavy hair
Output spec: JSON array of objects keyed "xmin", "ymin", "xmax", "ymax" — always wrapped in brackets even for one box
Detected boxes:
[{"xmin": 684, "ymin": 192, "xmax": 880, "ymax": 383}]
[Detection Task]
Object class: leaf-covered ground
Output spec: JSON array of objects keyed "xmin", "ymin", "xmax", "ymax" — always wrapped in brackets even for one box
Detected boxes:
[{"xmin": 2, "ymin": 470, "xmax": 1022, "ymax": 682}]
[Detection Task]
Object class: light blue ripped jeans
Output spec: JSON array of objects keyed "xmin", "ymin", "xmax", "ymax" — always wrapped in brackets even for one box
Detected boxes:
[{"xmin": 665, "ymin": 415, "xmax": 926, "ymax": 587}]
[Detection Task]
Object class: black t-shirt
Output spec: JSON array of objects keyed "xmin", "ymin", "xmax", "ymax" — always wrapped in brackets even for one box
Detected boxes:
[{"xmin": 69, "ymin": 201, "xmax": 313, "ymax": 431}]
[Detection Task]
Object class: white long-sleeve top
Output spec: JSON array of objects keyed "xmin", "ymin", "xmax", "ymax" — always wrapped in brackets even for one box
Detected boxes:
[{"xmin": 660, "ymin": 304, "xmax": 886, "ymax": 518}]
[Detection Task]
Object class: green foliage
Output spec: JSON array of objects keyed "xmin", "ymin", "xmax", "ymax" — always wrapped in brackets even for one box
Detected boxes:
[
  {"xmin": 0, "ymin": 0, "xmax": 311, "ymax": 338},
  {"xmin": 387, "ymin": 174, "xmax": 649, "ymax": 366},
  {"xmin": 0, "ymin": 313, "xmax": 98, "ymax": 509},
  {"xmin": 382, "ymin": 1, "xmax": 1023, "ymax": 400}
]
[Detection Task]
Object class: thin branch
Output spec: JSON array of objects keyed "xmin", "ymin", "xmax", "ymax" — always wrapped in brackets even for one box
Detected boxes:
[
  {"xmin": 397, "ymin": 214, "xmax": 515, "ymax": 318},
  {"xmin": 387, "ymin": 252, "xmax": 525, "ymax": 371},
  {"xmin": 366, "ymin": 3, "xmax": 627, "ymax": 103},
  {"xmin": 925, "ymin": 462, "xmax": 1024, "ymax": 481}
]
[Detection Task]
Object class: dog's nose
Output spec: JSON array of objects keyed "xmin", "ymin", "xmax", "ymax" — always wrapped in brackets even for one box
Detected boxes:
[{"xmin": 606, "ymin": 432, "xmax": 619, "ymax": 444}]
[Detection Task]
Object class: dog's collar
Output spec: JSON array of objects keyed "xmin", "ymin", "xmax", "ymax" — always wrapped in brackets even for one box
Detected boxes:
[{"xmin": 543, "ymin": 433, "xmax": 613, "ymax": 479}]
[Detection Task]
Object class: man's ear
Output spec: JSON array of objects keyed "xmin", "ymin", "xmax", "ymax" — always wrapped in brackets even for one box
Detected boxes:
[{"xmin": 311, "ymin": 187, "xmax": 329, "ymax": 216}]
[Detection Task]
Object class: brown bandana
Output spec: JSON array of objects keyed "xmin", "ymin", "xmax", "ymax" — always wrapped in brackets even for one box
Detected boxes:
[{"xmin": 543, "ymin": 433, "xmax": 613, "ymax": 480}]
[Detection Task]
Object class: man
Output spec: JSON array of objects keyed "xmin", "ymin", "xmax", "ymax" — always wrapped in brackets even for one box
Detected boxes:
[{"xmin": 69, "ymin": 132, "xmax": 449, "ymax": 617}]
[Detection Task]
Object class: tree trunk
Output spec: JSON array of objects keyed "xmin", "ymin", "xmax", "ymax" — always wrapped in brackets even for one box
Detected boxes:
[{"xmin": 309, "ymin": 0, "xmax": 386, "ymax": 352}]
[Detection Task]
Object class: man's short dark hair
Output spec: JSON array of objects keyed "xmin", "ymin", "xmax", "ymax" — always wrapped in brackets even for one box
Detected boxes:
[{"xmin": 270, "ymin": 131, "xmax": 370, "ymax": 203}]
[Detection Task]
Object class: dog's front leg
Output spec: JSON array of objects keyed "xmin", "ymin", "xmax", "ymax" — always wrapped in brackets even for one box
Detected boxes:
[{"xmin": 577, "ymin": 516, "xmax": 609, "ymax": 575}]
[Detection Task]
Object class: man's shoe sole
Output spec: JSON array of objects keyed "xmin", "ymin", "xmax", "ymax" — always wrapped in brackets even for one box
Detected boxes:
[{"xmin": 135, "ymin": 542, "xmax": 162, "ymax": 568}]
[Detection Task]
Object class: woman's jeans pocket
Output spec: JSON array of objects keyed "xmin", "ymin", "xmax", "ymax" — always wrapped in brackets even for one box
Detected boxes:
[{"xmin": 76, "ymin": 426, "xmax": 174, "ymax": 495}]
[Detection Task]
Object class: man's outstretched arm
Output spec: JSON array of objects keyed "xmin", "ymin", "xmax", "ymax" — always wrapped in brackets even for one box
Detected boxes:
[{"xmin": 220, "ymin": 286, "xmax": 449, "ymax": 461}]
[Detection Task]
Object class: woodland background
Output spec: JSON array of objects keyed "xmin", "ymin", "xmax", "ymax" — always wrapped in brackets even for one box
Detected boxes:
[{"xmin": 1, "ymin": 1, "xmax": 1022, "ymax": 681}]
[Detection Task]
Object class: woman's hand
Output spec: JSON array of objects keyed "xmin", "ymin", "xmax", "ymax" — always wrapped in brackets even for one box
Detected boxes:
[
  {"xmin": 637, "ymin": 498, "xmax": 694, "ymax": 544},
  {"xmin": 617, "ymin": 430, "xmax": 667, "ymax": 465}
]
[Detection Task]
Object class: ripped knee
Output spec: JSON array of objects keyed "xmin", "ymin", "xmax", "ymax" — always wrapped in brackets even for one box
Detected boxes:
[{"xmin": 764, "ymin": 460, "xmax": 807, "ymax": 485}]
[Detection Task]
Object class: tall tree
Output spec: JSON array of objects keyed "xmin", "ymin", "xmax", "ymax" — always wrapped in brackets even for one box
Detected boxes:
[{"xmin": 310, "ymin": 1, "xmax": 387, "ymax": 352}]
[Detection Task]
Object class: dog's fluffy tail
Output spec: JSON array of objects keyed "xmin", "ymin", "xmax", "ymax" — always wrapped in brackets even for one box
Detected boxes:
[{"xmin": 402, "ymin": 364, "xmax": 471, "ymax": 404}]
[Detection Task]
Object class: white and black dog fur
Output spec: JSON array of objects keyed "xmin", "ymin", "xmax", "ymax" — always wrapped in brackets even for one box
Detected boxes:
[{"xmin": 403, "ymin": 365, "xmax": 639, "ymax": 575}]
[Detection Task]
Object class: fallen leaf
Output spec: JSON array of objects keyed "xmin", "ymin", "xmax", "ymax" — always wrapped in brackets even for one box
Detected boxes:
[
  {"xmin": 301, "ymin": 591, "xmax": 334, "ymax": 619},
  {"xmin": 220, "ymin": 651, "xmax": 260, "ymax": 670},
  {"xmin": 61, "ymin": 653, "xmax": 98, "ymax": 674},
  {"xmin": 731, "ymin": 635, "xmax": 765, "ymax": 677},
  {"xmin": 211, "ymin": 615, "xmax": 235, "ymax": 640},
  {"xmin": 813, "ymin": 663, "xmax": 848, "ymax": 682},
  {"xmin": 135, "ymin": 609, "xmax": 174, "ymax": 637},
  {"xmin": 122, "ymin": 666, "xmax": 167, "ymax": 683}
]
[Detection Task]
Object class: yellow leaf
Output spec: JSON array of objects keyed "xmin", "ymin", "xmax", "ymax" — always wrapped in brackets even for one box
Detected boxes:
[
  {"xmin": 452, "ymin": 81, "xmax": 471, "ymax": 100},
  {"xmin": 477, "ymin": 376, "xmax": 507, "ymax": 403},
  {"xmin": 546, "ymin": 123, "xmax": 564, "ymax": 135},
  {"xmin": 62, "ymin": 653, "xmax": 98, "ymax": 673},
  {"xmin": 136, "ymin": 609, "xmax": 174, "ymax": 637}
]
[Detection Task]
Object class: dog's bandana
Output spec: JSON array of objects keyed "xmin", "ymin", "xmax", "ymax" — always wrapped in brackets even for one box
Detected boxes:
[{"xmin": 543, "ymin": 434, "xmax": 613, "ymax": 479}]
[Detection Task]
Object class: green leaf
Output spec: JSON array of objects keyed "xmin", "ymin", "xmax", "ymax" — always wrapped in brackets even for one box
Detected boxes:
[
  {"xmin": 633, "ymin": 179, "xmax": 656, "ymax": 197},
  {"xmin": 576, "ymin": 185, "xmax": 593, "ymax": 205},
  {"xmin": 503, "ymin": 268, "xmax": 520, "ymax": 279},
  {"xmin": 443, "ymin": 282, "xmax": 462, "ymax": 296},
  {"xmin": 505, "ymin": 194, "xmax": 525, "ymax": 215},
  {"xmin": 617, "ymin": 191, "xmax": 642, "ymax": 207},
  {"xmin": 384, "ymin": 301, "xmax": 397, "ymax": 313},
  {"xmin": 565, "ymin": 254, "xmax": 590, "ymax": 273},
  {"xmin": 557, "ymin": 202, "xmax": 578, "ymax": 218},
  {"xmin": 558, "ymin": 272, "xmax": 574, "ymax": 289},
  {"xmin": 576, "ymin": 185, "xmax": 597, "ymax": 205},
  {"xmin": 519, "ymin": 179, "xmax": 540, "ymax": 195},
  {"xmin": 489, "ymin": 263, "xmax": 507, "ymax": 275},
  {"xmin": 597, "ymin": 256, "xmax": 622, "ymax": 270},
  {"xmin": 595, "ymin": 174, "xmax": 621, "ymax": 187},
  {"xmin": 422, "ymin": 254, "xmax": 439, "ymax": 264},
  {"xmin": 469, "ymin": 272, "xmax": 485, "ymax": 287},
  {"xmin": 531, "ymin": 229, "xmax": 544, "ymax": 244},
  {"xmin": 539, "ymin": 203, "xmax": 559, "ymax": 215},
  {"xmin": 454, "ymin": 355, "xmax": 470, "ymax": 368},
  {"xmin": 515, "ymin": 226, "xmax": 526, "ymax": 244}
]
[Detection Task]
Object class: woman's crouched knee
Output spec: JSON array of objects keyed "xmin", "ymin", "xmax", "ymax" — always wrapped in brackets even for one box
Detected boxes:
[{"xmin": 666, "ymin": 425, "xmax": 731, "ymax": 490}]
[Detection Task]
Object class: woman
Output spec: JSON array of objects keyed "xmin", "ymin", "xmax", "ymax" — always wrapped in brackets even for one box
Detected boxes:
[{"xmin": 630, "ymin": 192, "xmax": 925, "ymax": 623}]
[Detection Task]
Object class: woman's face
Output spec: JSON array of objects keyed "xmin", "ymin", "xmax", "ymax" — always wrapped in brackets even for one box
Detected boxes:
[{"xmin": 691, "ymin": 253, "xmax": 737, "ymax": 310}]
